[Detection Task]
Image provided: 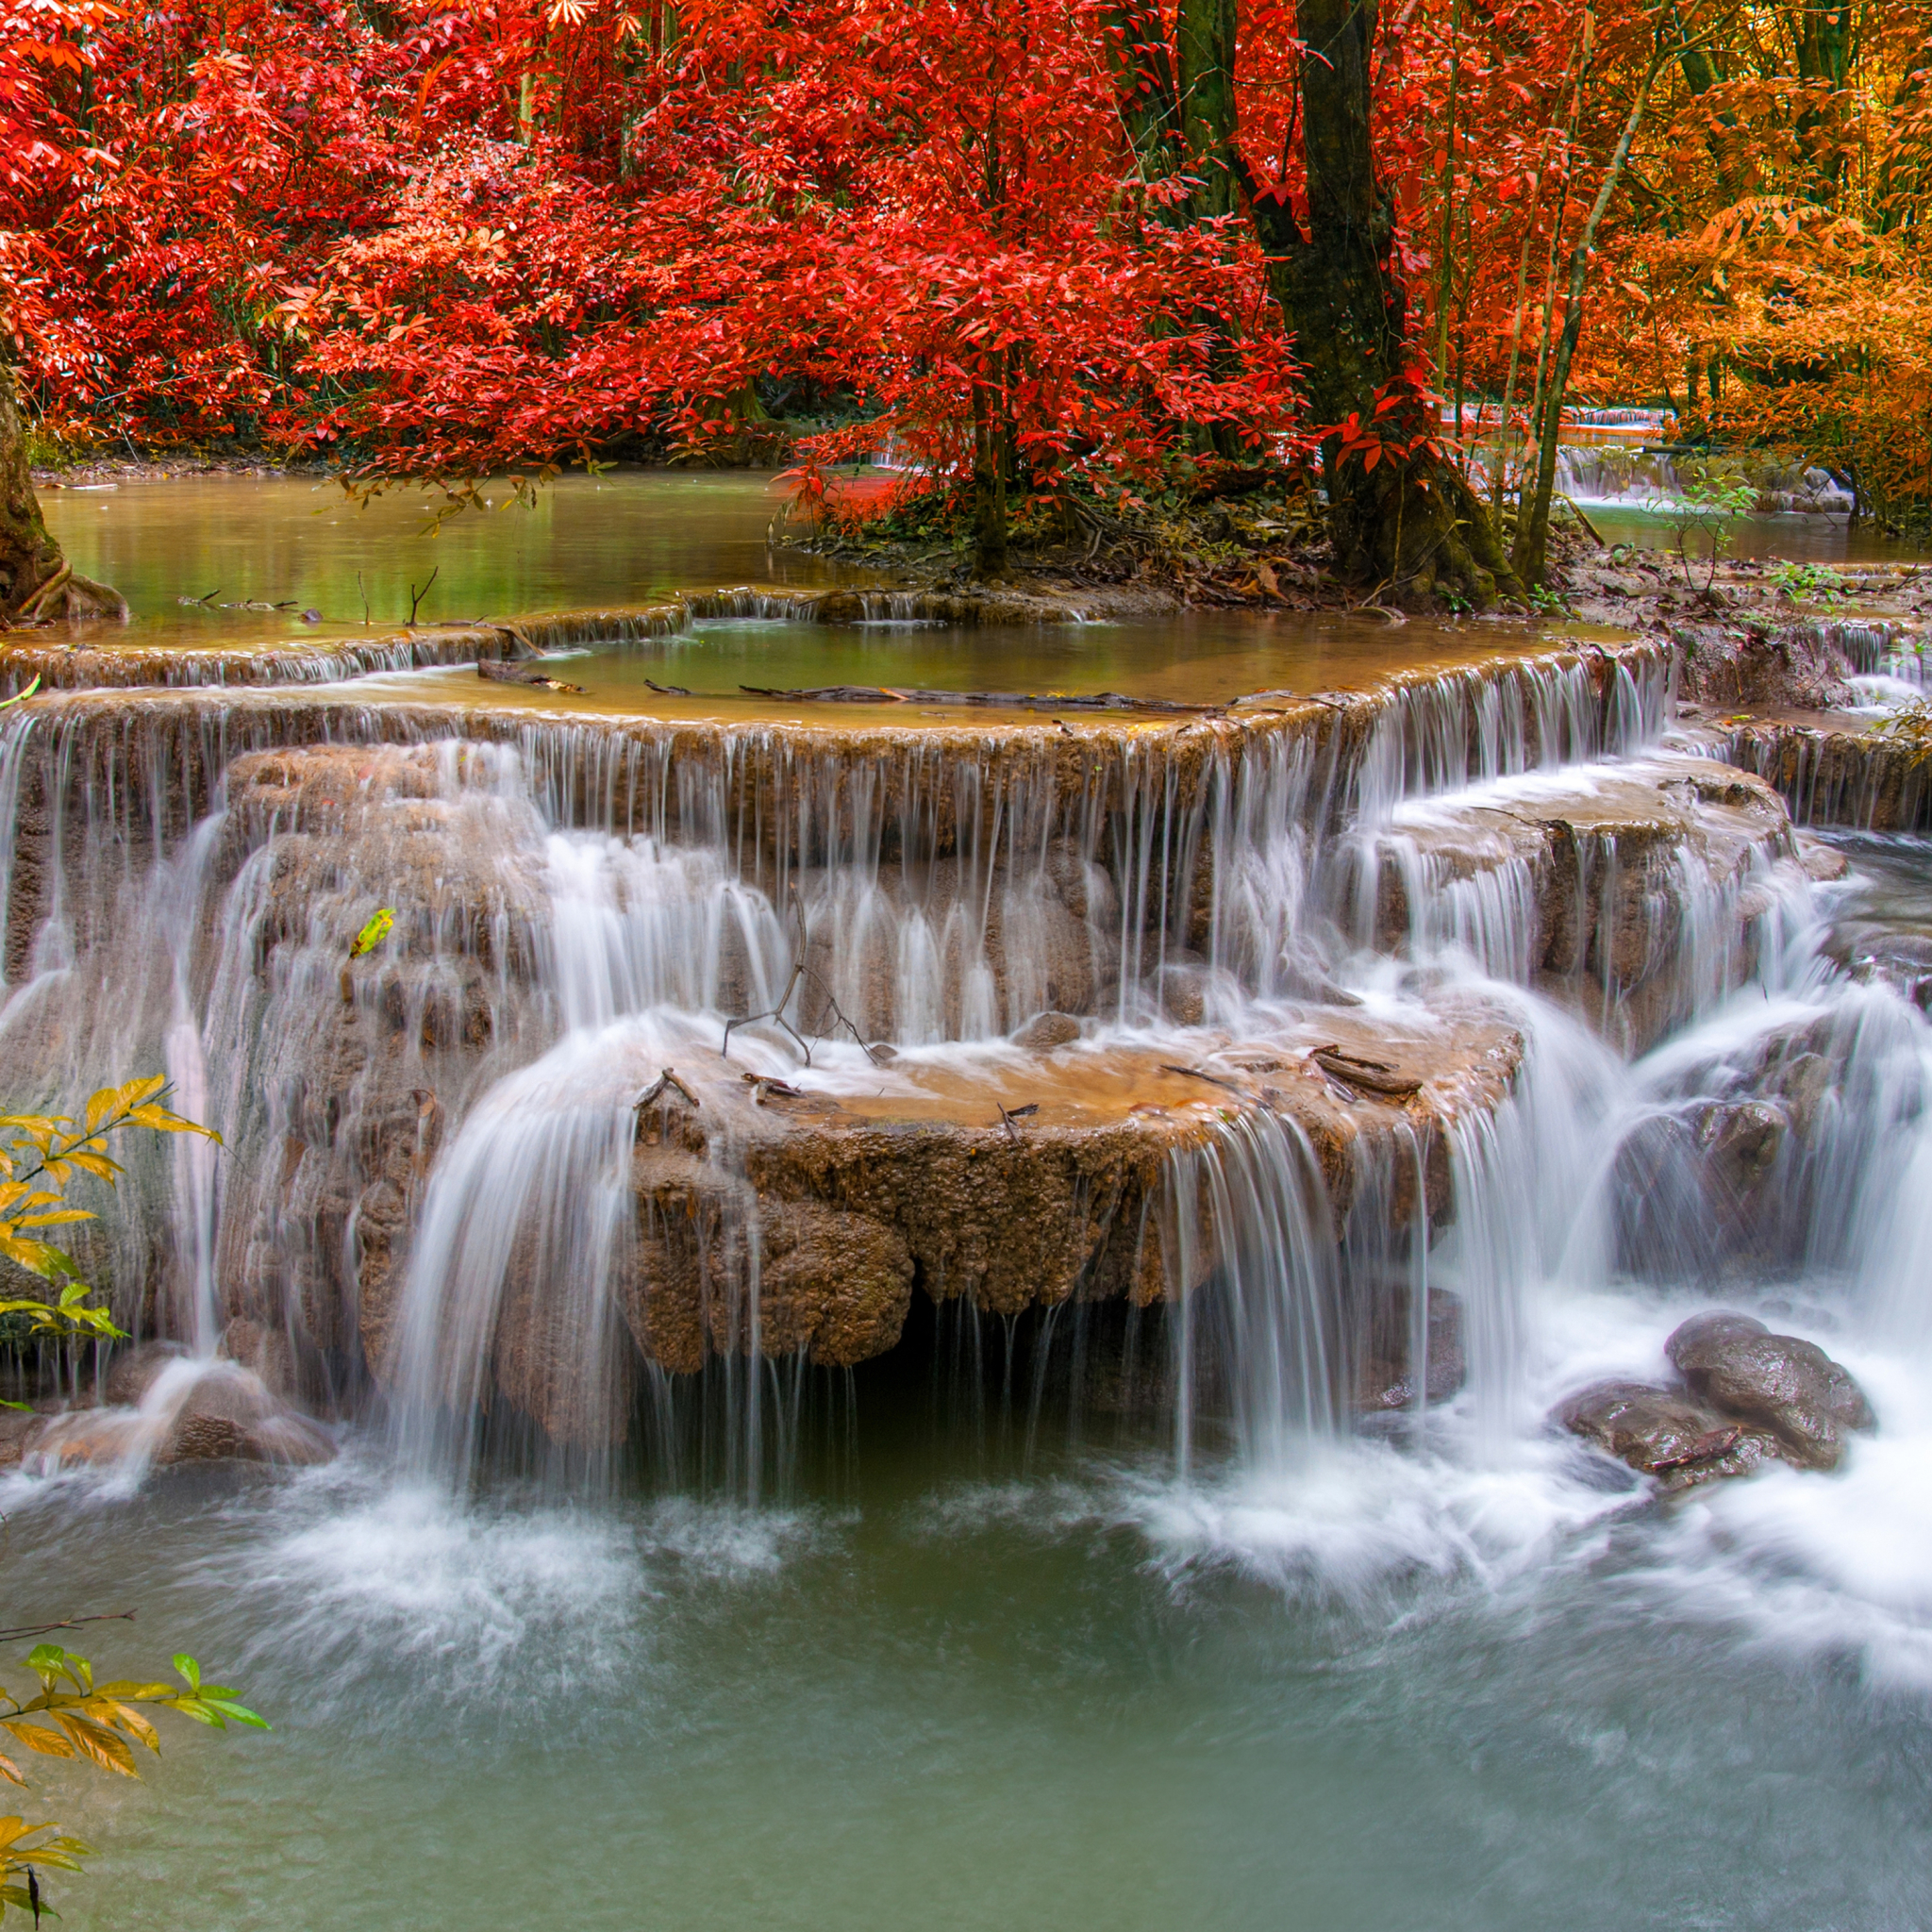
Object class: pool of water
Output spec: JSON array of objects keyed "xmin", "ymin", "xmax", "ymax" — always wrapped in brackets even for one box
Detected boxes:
[
  {"xmin": 9, "ymin": 1358, "xmax": 1932, "ymax": 1932},
  {"xmin": 39, "ymin": 472, "xmax": 845, "ymax": 646},
  {"xmin": 365, "ymin": 610, "xmax": 1569, "ymax": 723},
  {"xmin": 1589, "ymin": 503, "xmax": 1925, "ymax": 565},
  {"xmin": 40, "ymin": 471, "xmax": 1594, "ymax": 711}
]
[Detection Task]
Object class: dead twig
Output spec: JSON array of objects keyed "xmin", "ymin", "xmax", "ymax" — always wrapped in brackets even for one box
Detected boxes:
[
  {"xmin": 994, "ymin": 1101, "xmax": 1039, "ymax": 1142},
  {"xmin": 0, "ymin": 1609, "xmax": 137, "ymax": 1643},
  {"xmin": 1158, "ymin": 1063, "xmax": 1250, "ymax": 1094},
  {"xmin": 721, "ymin": 889, "xmax": 888, "ymax": 1068},
  {"xmin": 407, "ymin": 564, "xmax": 439, "ymax": 627},
  {"xmin": 635, "ymin": 1068, "xmax": 700, "ymax": 1110}
]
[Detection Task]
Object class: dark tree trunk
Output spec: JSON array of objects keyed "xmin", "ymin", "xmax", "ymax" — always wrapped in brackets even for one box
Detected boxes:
[
  {"xmin": 1247, "ymin": 0, "xmax": 1521, "ymax": 605},
  {"xmin": 1176, "ymin": 0, "xmax": 1239, "ymax": 219},
  {"xmin": 1102, "ymin": 0, "xmax": 1184, "ymax": 189},
  {"xmin": 971, "ymin": 359, "xmax": 1008, "ymax": 578},
  {"xmin": 0, "ymin": 364, "xmax": 125, "ymax": 623},
  {"xmin": 1793, "ymin": 0, "xmax": 1856, "ymax": 198}
]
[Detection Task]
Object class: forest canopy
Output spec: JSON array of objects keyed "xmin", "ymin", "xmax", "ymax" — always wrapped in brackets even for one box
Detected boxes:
[{"xmin": 3, "ymin": 0, "xmax": 1928, "ymax": 565}]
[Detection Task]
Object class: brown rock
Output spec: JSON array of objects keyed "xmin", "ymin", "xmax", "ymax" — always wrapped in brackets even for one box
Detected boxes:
[
  {"xmin": 1556, "ymin": 1379, "xmax": 1771, "ymax": 1483},
  {"xmin": 1012, "ymin": 1011, "xmax": 1083, "ymax": 1052},
  {"xmin": 1693, "ymin": 1101, "xmax": 1787, "ymax": 1198},
  {"xmin": 1665, "ymin": 1314, "xmax": 1874, "ymax": 1471},
  {"xmin": 1357, "ymin": 1290, "xmax": 1466, "ymax": 1411},
  {"xmin": 104, "ymin": 1340, "xmax": 190, "ymax": 1407}
]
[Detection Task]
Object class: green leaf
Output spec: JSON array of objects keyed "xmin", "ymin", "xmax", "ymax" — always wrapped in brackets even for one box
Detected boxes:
[
  {"xmin": 170, "ymin": 1657, "xmax": 201, "ymax": 1694},
  {"xmin": 349, "ymin": 908, "xmax": 397, "ymax": 958},
  {"xmin": 200, "ymin": 1699, "xmax": 269, "ymax": 1731}
]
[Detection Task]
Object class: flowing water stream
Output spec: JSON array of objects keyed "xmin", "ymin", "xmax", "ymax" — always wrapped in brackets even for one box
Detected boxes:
[{"xmin": 4, "ymin": 476, "xmax": 1931, "ymax": 1927}]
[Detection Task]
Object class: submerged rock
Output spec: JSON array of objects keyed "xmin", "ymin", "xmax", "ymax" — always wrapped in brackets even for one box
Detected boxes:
[
  {"xmin": 1665, "ymin": 1312, "xmax": 1874, "ymax": 1471},
  {"xmin": 1356, "ymin": 1290, "xmax": 1466, "ymax": 1412}
]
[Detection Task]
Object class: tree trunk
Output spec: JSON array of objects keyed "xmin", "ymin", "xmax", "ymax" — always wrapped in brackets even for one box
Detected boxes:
[
  {"xmin": 0, "ymin": 364, "xmax": 125, "ymax": 624},
  {"xmin": 1247, "ymin": 0, "xmax": 1521, "ymax": 606},
  {"xmin": 1176, "ymin": 0, "xmax": 1239, "ymax": 218},
  {"xmin": 971, "ymin": 359, "xmax": 1008, "ymax": 578},
  {"xmin": 1514, "ymin": 51, "xmax": 1661, "ymax": 588}
]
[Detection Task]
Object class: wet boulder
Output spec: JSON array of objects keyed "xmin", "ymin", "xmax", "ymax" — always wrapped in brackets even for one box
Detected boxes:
[
  {"xmin": 104, "ymin": 1339, "xmax": 190, "ymax": 1407},
  {"xmin": 1012, "ymin": 1011, "xmax": 1083, "ymax": 1053},
  {"xmin": 155, "ymin": 1364, "xmax": 337, "ymax": 1467},
  {"xmin": 1693, "ymin": 1101, "xmax": 1787, "ymax": 1199},
  {"xmin": 1665, "ymin": 1312, "xmax": 1874, "ymax": 1471},
  {"xmin": 1556, "ymin": 1379, "xmax": 1787, "ymax": 1491},
  {"xmin": 1851, "ymin": 933, "xmax": 1932, "ymax": 1011},
  {"xmin": 1357, "ymin": 1290, "xmax": 1467, "ymax": 1412}
]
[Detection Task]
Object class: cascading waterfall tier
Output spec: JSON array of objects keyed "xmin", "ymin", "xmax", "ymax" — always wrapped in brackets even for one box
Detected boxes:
[{"xmin": 0, "ymin": 633, "xmax": 1824, "ymax": 1488}]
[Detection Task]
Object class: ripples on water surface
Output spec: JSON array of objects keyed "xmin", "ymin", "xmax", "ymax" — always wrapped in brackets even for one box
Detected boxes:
[{"xmin": 9, "ymin": 1311, "xmax": 1932, "ymax": 1932}]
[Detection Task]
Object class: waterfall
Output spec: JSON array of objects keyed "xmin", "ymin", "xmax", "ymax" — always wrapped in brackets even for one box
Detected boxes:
[{"xmin": 10, "ymin": 632, "xmax": 1902, "ymax": 1503}]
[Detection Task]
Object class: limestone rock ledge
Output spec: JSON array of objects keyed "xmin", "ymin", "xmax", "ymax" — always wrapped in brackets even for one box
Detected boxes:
[
  {"xmin": 1374, "ymin": 754, "xmax": 1795, "ymax": 1050},
  {"xmin": 419, "ymin": 1001, "xmax": 1526, "ymax": 1446}
]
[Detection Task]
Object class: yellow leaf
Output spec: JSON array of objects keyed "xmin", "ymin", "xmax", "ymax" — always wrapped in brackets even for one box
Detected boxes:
[
  {"xmin": 0, "ymin": 1757, "xmax": 22, "ymax": 1790},
  {"xmin": 1, "ymin": 1724, "xmax": 74, "ymax": 1761},
  {"xmin": 125, "ymin": 1107, "xmax": 220, "ymax": 1143},
  {"xmin": 84, "ymin": 1701, "xmax": 158, "ymax": 1753},
  {"xmin": 53, "ymin": 1715, "xmax": 136, "ymax": 1777}
]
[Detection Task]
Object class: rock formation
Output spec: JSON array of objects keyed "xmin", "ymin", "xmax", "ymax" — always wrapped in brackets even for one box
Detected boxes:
[{"xmin": 1555, "ymin": 1310, "xmax": 1874, "ymax": 1489}]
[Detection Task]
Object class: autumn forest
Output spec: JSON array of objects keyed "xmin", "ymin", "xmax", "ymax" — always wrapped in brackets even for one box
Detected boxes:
[{"xmin": 5, "ymin": 0, "xmax": 1928, "ymax": 596}]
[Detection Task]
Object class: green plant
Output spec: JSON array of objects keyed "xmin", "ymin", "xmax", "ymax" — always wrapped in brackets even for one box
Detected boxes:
[
  {"xmin": 0, "ymin": 1081, "xmax": 253, "ymax": 1920},
  {"xmin": 0, "ymin": 1645, "xmax": 265, "ymax": 1919},
  {"xmin": 1768, "ymin": 561, "xmax": 1849, "ymax": 607},
  {"xmin": 1667, "ymin": 466, "xmax": 1757, "ymax": 592},
  {"xmin": 0, "ymin": 1077, "xmax": 215, "ymax": 1291},
  {"xmin": 1874, "ymin": 698, "xmax": 1932, "ymax": 764}
]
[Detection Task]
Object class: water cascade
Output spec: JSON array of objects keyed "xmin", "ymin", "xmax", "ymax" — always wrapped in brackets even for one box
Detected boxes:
[{"xmin": 0, "ymin": 609, "xmax": 1920, "ymax": 1535}]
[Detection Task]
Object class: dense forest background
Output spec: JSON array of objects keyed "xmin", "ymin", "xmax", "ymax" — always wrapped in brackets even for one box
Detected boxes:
[{"xmin": 4, "ymin": 0, "xmax": 1928, "ymax": 545}]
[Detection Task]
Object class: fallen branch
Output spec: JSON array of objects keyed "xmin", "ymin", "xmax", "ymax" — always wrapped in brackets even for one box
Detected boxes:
[
  {"xmin": 721, "ymin": 889, "xmax": 888, "ymax": 1067},
  {"xmin": 739, "ymin": 683, "xmax": 1224, "ymax": 716},
  {"xmin": 478, "ymin": 660, "xmax": 586, "ymax": 693},
  {"xmin": 994, "ymin": 1100, "xmax": 1039, "ymax": 1142},
  {"xmin": 635, "ymin": 1068, "xmax": 700, "ymax": 1110},
  {"xmin": 1308, "ymin": 1044, "xmax": 1423, "ymax": 1098}
]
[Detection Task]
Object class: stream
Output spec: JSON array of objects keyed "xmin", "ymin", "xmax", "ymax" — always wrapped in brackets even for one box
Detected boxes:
[{"xmin": 4, "ymin": 474, "xmax": 1929, "ymax": 1929}]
